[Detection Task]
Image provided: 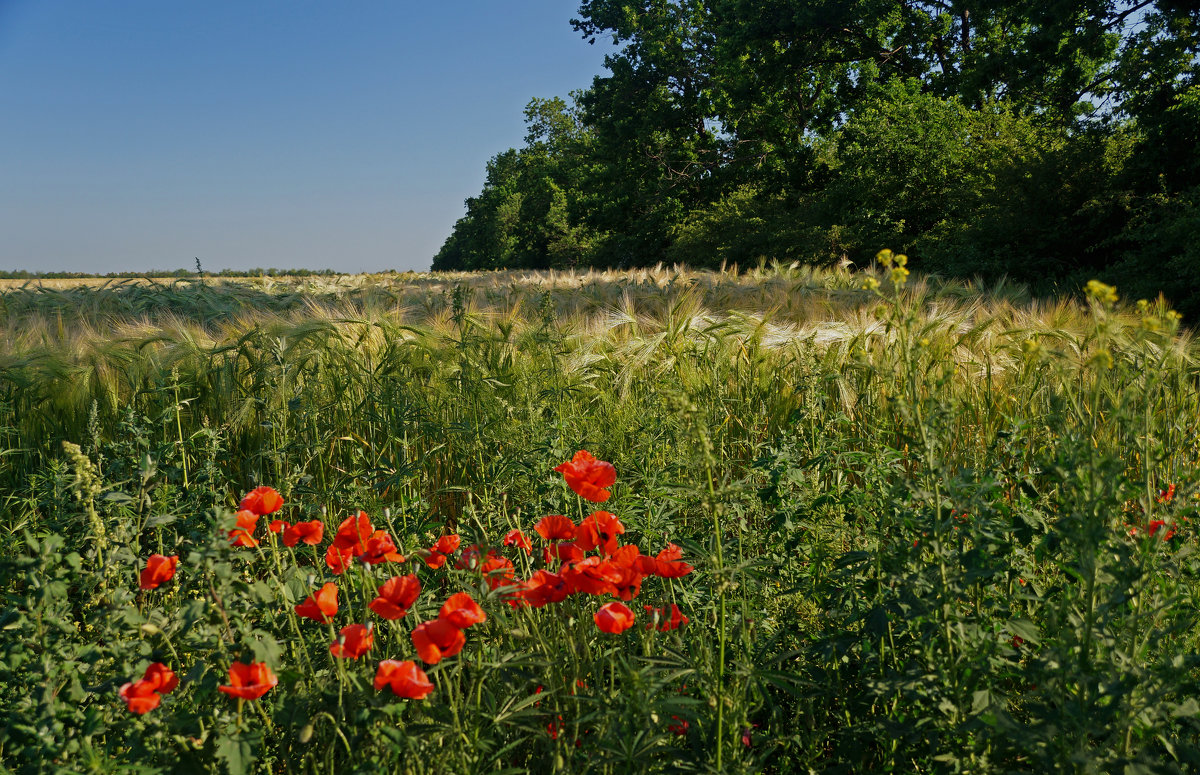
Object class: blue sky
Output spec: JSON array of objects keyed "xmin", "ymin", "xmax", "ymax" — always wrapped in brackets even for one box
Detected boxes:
[{"xmin": 0, "ymin": 1, "xmax": 614, "ymax": 273}]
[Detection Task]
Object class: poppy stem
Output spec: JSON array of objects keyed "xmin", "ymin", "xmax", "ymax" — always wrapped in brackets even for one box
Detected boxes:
[
  {"xmin": 702, "ymin": 436, "xmax": 726, "ymax": 771},
  {"xmin": 156, "ymin": 629, "xmax": 185, "ymax": 678},
  {"xmin": 208, "ymin": 579, "xmax": 235, "ymax": 642},
  {"xmin": 252, "ymin": 696, "xmax": 274, "ymax": 731}
]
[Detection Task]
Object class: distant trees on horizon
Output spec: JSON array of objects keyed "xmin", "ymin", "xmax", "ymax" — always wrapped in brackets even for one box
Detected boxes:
[{"xmin": 0, "ymin": 267, "xmax": 349, "ymax": 280}]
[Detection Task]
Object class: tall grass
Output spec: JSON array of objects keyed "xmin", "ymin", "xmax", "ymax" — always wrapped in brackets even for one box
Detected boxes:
[
  {"xmin": 2, "ymin": 265, "xmax": 1199, "ymax": 772},
  {"xmin": 0, "ymin": 264, "xmax": 1129, "ymax": 527}
]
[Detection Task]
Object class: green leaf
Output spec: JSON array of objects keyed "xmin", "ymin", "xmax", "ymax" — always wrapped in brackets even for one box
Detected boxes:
[
  {"xmin": 1173, "ymin": 698, "xmax": 1200, "ymax": 718},
  {"xmin": 248, "ymin": 631, "xmax": 282, "ymax": 666},
  {"xmin": 1008, "ymin": 618, "xmax": 1040, "ymax": 644},
  {"xmin": 250, "ymin": 581, "xmax": 275, "ymax": 605},
  {"xmin": 215, "ymin": 734, "xmax": 256, "ymax": 775},
  {"xmin": 144, "ymin": 513, "xmax": 177, "ymax": 528}
]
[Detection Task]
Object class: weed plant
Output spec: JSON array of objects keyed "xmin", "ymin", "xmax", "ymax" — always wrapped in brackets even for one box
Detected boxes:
[{"xmin": 1, "ymin": 263, "xmax": 1199, "ymax": 773}]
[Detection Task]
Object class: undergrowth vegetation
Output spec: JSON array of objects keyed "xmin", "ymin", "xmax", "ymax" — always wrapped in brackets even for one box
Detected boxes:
[{"xmin": 2, "ymin": 263, "xmax": 1200, "ymax": 773}]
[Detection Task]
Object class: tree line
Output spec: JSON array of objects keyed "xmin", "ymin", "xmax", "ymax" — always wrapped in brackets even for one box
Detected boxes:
[{"xmin": 434, "ymin": 1, "xmax": 1199, "ymax": 310}]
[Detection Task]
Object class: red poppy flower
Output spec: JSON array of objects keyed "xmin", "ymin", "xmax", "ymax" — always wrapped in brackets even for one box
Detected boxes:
[
  {"xmin": 503, "ymin": 529, "xmax": 532, "ymax": 553},
  {"xmin": 535, "ymin": 515, "xmax": 576, "ymax": 541},
  {"xmin": 330, "ymin": 623, "xmax": 374, "ymax": 659},
  {"xmin": 119, "ymin": 679, "xmax": 162, "ymax": 714},
  {"xmin": 575, "ymin": 511, "xmax": 625, "ymax": 556},
  {"xmin": 140, "ymin": 662, "xmax": 180, "ymax": 694},
  {"xmin": 455, "ymin": 544, "xmax": 480, "ymax": 570},
  {"xmin": 229, "ymin": 509, "xmax": 260, "ymax": 547},
  {"xmin": 431, "ymin": 534, "xmax": 461, "ymax": 554},
  {"xmin": 502, "ymin": 577, "xmax": 534, "ymax": 608},
  {"xmin": 218, "ymin": 661, "xmax": 277, "ymax": 700},
  {"xmin": 411, "ymin": 618, "xmax": 467, "ymax": 664},
  {"xmin": 369, "ymin": 574, "xmax": 422, "ymax": 620},
  {"xmin": 283, "ymin": 519, "xmax": 325, "ymax": 547},
  {"xmin": 1148, "ymin": 520, "xmax": 1177, "ymax": 540},
  {"xmin": 594, "ymin": 601, "xmax": 635, "ymax": 633},
  {"xmin": 423, "ymin": 534, "xmax": 461, "ymax": 568},
  {"xmin": 240, "ymin": 486, "xmax": 284, "ymax": 517},
  {"xmin": 118, "ymin": 661, "xmax": 180, "ymax": 713},
  {"xmin": 139, "ymin": 554, "xmax": 178, "ymax": 590},
  {"xmin": 522, "ymin": 570, "xmax": 572, "ymax": 607},
  {"xmin": 1158, "ymin": 483, "xmax": 1176, "ymax": 504},
  {"xmin": 543, "ymin": 541, "xmax": 586, "ymax": 567},
  {"xmin": 440, "ymin": 592, "xmax": 486, "ymax": 628},
  {"xmin": 554, "ymin": 450, "xmax": 617, "ymax": 503},
  {"xmin": 268, "ymin": 519, "xmax": 289, "ymax": 534},
  {"xmin": 563, "ymin": 556, "xmax": 622, "ymax": 597},
  {"xmin": 456, "ymin": 544, "xmax": 501, "ymax": 571},
  {"xmin": 652, "ymin": 543, "xmax": 693, "ymax": 578},
  {"xmin": 610, "ymin": 564, "xmax": 643, "ymax": 601},
  {"xmin": 332, "ymin": 511, "xmax": 374, "ymax": 551},
  {"xmin": 374, "ymin": 659, "xmax": 434, "ymax": 699},
  {"xmin": 609, "ymin": 544, "xmax": 641, "ymax": 567},
  {"xmin": 1131, "ymin": 520, "xmax": 1178, "ymax": 540},
  {"xmin": 325, "ymin": 543, "xmax": 355, "ymax": 574},
  {"xmin": 667, "ymin": 716, "xmax": 689, "ymax": 736},
  {"xmin": 644, "ymin": 604, "xmax": 688, "ymax": 631},
  {"xmin": 360, "ymin": 530, "xmax": 404, "ymax": 565},
  {"xmin": 295, "ymin": 582, "xmax": 339, "ymax": 623},
  {"xmin": 607, "ymin": 545, "xmax": 645, "ymax": 598},
  {"xmin": 480, "ymin": 556, "xmax": 516, "ymax": 590}
]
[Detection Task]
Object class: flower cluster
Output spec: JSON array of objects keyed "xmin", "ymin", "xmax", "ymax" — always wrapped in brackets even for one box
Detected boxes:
[
  {"xmin": 511, "ymin": 510, "xmax": 692, "ymax": 627},
  {"xmin": 119, "ymin": 663, "xmax": 179, "ymax": 714},
  {"xmin": 412, "ymin": 592, "xmax": 486, "ymax": 664},
  {"xmin": 463, "ymin": 452, "xmax": 694, "ymax": 634},
  {"xmin": 228, "ymin": 485, "xmax": 286, "ymax": 547},
  {"xmin": 553, "ymin": 450, "xmax": 616, "ymax": 503},
  {"xmin": 124, "ymin": 452, "xmax": 692, "ymax": 716},
  {"xmin": 323, "ymin": 511, "xmax": 403, "ymax": 572}
]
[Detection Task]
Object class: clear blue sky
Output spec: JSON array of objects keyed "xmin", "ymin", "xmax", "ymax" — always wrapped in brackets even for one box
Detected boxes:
[{"xmin": 0, "ymin": 1, "xmax": 614, "ymax": 274}]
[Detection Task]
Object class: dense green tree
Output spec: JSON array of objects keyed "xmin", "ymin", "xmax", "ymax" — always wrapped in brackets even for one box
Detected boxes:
[
  {"xmin": 437, "ymin": 0, "xmax": 1200, "ymax": 310},
  {"xmin": 433, "ymin": 97, "xmax": 601, "ymax": 270},
  {"xmin": 570, "ymin": 1, "xmax": 726, "ymax": 264}
]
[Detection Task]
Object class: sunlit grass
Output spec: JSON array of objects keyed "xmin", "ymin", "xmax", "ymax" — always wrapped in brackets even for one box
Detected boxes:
[{"xmin": 2, "ymin": 265, "xmax": 1199, "ymax": 772}]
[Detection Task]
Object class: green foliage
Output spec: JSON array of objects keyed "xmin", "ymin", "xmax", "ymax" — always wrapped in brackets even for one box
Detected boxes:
[
  {"xmin": 435, "ymin": 2, "xmax": 1199, "ymax": 311},
  {"xmin": 1111, "ymin": 185, "xmax": 1200, "ymax": 319},
  {"xmin": 666, "ymin": 186, "xmax": 800, "ymax": 269},
  {"xmin": 808, "ymin": 82, "xmax": 1142, "ymax": 282},
  {"xmin": 432, "ymin": 96, "xmax": 603, "ymax": 271},
  {"xmin": 813, "ymin": 82, "xmax": 1042, "ymax": 266},
  {"xmin": 3, "ymin": 268, "xmax": 1200, "ymax": 771}
]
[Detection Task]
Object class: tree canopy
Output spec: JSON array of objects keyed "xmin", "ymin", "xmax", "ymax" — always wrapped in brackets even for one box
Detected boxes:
[{"xmin": 435, "ymin": 1, "xmax": 1199, "ymax": 310}]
